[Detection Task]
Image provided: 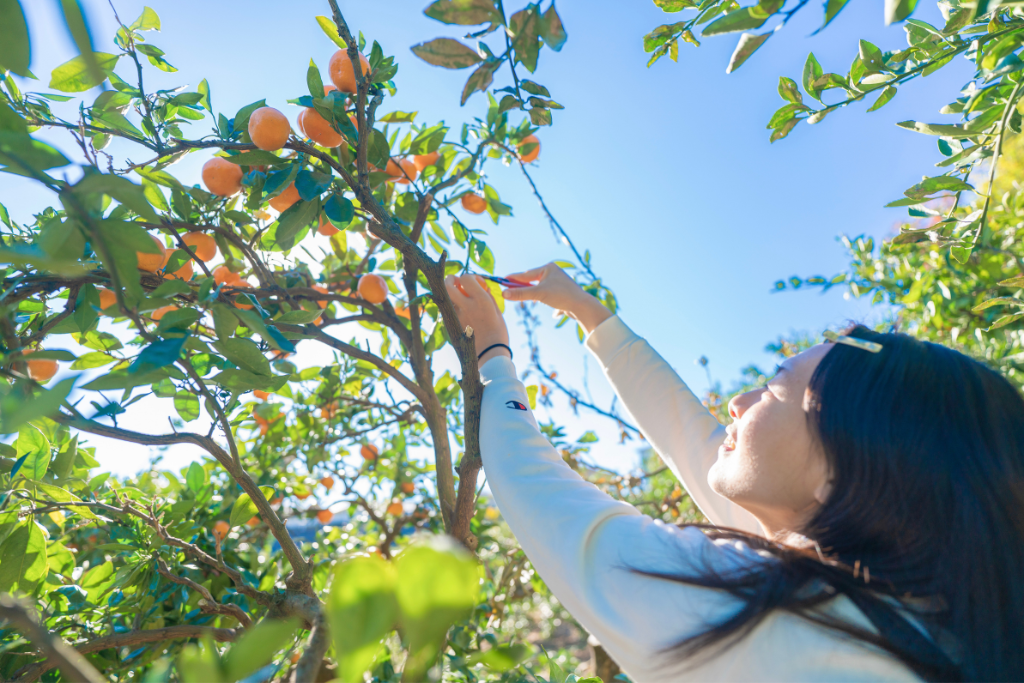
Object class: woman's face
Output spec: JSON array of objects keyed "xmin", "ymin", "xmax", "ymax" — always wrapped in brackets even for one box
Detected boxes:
[{"xmin": 708, "ymin": 343, "xmax": 833, "ymax": 537}]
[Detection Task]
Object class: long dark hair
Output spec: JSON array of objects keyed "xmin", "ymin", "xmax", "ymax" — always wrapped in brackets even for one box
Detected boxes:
[{"xmin": 636, "ymin": 325, "xmax": 1024, "ymax": 681}]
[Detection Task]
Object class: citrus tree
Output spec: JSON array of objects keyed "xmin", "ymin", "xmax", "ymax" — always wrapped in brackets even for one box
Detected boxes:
[{"xmin": 0, "ymin": 1, "xmax": 636, "ymax": 681}]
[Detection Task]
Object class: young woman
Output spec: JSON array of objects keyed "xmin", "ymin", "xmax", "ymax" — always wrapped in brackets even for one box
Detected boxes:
[{"xmin": 445, "ymin": 263, "xmax": 1024, "ymax": 682}]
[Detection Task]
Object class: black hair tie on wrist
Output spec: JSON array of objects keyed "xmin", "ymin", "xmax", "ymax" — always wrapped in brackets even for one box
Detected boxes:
[{"xmin": 478, "ymin": 343, "xmax": 512, "ymax": 361}]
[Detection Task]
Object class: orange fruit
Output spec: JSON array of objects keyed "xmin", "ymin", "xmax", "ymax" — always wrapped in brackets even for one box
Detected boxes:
[
  {"xmin": 202, "ymin": 157, "xmax": 244, "ymax": 197},
  {"xmin": 400, "ymin": 482, "xmax": 415, "ymax": 495},
  {"xmin": 329, "ymin": 50, "xmax": 371, "ymax": 94},
  {"xmin": 247, "ymin": 516, "xmax": 260, "ymax": 528},
  {"xmin": 163, "ymin": 259, "xmax": 193, "ymax": 281},
  {"xmin": 320, "ymin": 476, "xmax": 335, "ymax": 490},
  {"xmin": 361, "ymin": 444, "xmax": 378, "ymax": 461},
  {"xmin": 150, "ymin": 305, "xmax": 178, "ymax": 321},
  {"xmin": 316, "ymin": 509, "xmax": 333, "ymax": 524},
  {"xmin": 396, "ymin": 159, "xmax": 418, "ymax": 185},
  {"xmin": 254, "ymin": 390, "xmax": 269, "ymax": 400},
  {"xmin": 24, "ymin": 352, "xmax": 58, "ymax": 382},
  {"xmin": 518, "ymin": 134, "xmax": 540, "ymax": 163},
  {"xmin": 213, "ymin": 520, "xmax": 229, "ymax": 541},
  {"xmin": 269, "ymin": 183, "xmax": 301, "ymax": 213},
  {"xmin": 97, "ymin": 287, "xmax": 118, "ymax": 312},
  {"xmin": 213, "ymin": 266, "xmax": 242, "ymax": 286},
  {"xmin": 248, "ymin": 107, "xmax": 290, "ymax": 151},
  {"xmin": 394, "ymin": 304, "xmax": 411, "ymax": 319},
  {"xmin": 461, "ymin": 193, "xmax": 487, "ymax": 214},
  {"xmin": 320, "ymin": 401, "xmax": 338, "ymax": 419},
  {"xmin": 311, "ymin": 284, "xmax": 330, "ymax": 309},
  {"xmin": 357, "ymin": 274, "xmax": 388, "ymax": 304},
  {"xmin": 183, "ymin": 232, "xmax": 217, "ymax": 262},
  {"xmin": 298, "ymin": 107, "xmax": 344, "ymax": 148},
  {"xmin": 412, "ymin": 151, "xmax": 440, "ymax": 172},
  {"xmin": 137, "ymin": 234, "xmax": 167, "ymax": 272},
  {"xmin": 386, "ymin": 502, "xmax": 403, "ymax": 516},
  {"xmin": 318, "ymin": 216, "xmax": 339, "ymax": 236}
]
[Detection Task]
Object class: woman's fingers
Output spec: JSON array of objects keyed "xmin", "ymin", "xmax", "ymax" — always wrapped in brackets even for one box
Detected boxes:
[
  {"xmin": 504, "ymin": 264, "xmax": 550, "ymax": 284},
  {"xmin": 444, "ymin": 275, "xmax": 468, "ymax": 308}
]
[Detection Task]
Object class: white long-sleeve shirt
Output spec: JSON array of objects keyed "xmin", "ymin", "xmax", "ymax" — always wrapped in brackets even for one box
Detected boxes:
[{"xmin": 479, "ymin": 315, "xmax": 918, "ymax": 682}]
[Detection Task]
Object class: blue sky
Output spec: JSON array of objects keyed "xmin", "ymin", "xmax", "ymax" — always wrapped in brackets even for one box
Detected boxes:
[{"xmin": 7, "ymin": 0, "xmax": 968, "ymax": 475}]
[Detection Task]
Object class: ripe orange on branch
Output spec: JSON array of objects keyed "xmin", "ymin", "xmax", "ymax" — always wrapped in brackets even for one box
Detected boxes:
[
  {"xmin": 150, "ymin": 305, "xmax": 178, "ymax": 321},
  {"xmin": 254, "ymin": 390, "xmax": 269, "ymax": 400},
  {"xmin": 318, "ymin": 216, "xmax": 339, "ymax": 236},
  {"xmin": 269, "ymin": 183, "xmax": 301, "ymax": 213},
  {"xmin": 320, "ymin": 476, "xmax": 335, "ymax": 490},
  {"xmin": 358, "ymin": 274, "xmax": 388, "ymax": 304},
  {"xmin": 298, "ymin": 107, "xmax": 344, "ymax": 148},
  {"xmin": 97, "ymin": 287, "xmax": 117, "ymax": 313},
  {"xmin": 412, "ymin": 151, "xmax": 440, "ymax": 171},
  {"xmin": 316, "ymin": 509, "xmax": 334, "ymax": 524},
  {"xmin": 361, "ymin": 444, "xmax": 379, "ymax": 461},
  {"xmin": 24, "ymin": 351, "xmax": 58, "ymax": 382},
  {"xmin": 137, "ymin": 234, "xmax": 167, "ymax": 272},
  {"xmin": 518, "ymin": 134, "xmax": 540, "ymax": 163},
  {"xmin": 400, "ymin": 482, "xmax": 415, "ymax": 495},
  {"xmin": 384, "ymin": 158, "xmax": 417, "ymax": 184},
  {"xmin": 163, "ymin": 259, "xmax": 193, "ymax": 281},
  {"xmin": 213, "ymin": 266, "xmax": 244, "ymax": 286},
  {"xmin": 386, "ymin": 502, "xmax": 404, "ymax": 516},
  {"xmin": 248, "ymin": 107, "xmax": 290, "ymax": 151},
  {"xmin": 183, "ymin": 232, "xmax": 217, "ymax": 262},
  {"xmin": 461, "ymin": 193, "xmax": 486, "ymax": 214},
  {"xmin": 329, "ymin": 50, "xmax": 371, "ymax": 94},
  {"xmin": 202, "ymin": 157, "xmax": 243, "ymax": 197},
  {"xmin": 213, "ymin": 520, "xmax": 229, "ymax": 541}
]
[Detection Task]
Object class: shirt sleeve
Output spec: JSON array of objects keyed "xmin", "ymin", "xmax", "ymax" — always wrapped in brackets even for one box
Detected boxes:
[
  {"xmin": 584, "ymin": 315, "xmax": 761, "ymax": 534},
  {"xmin": 478, "ymin": 355, "xmax": 761, "ymax": 676}
]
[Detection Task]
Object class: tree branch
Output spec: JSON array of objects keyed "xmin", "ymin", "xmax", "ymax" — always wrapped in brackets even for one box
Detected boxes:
[{"xmin": 0, "ymin": 595, "xmax": 106, "ymax": 683}]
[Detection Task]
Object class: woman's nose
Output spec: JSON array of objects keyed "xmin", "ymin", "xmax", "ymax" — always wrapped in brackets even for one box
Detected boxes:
[{"xmin": 728, "ymin": 388, "xmax": 761, "ymax": 420}]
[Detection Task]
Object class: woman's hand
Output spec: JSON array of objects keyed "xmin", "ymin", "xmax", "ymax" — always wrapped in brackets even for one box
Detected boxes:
[
  {"xmin": 445, "ymin": 274, "xmax": 511, "ymax": 368},
  {"xmin": 501, "ymin": 262, "xmax": 613, "ymax": 335}
]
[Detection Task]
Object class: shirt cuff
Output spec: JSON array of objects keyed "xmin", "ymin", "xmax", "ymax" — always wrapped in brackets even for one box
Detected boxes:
[
  {"xmin": 479, "ymin": 355, "xmax": 517, "ymax": 382},
  {"xmin": 584, "ymin": 314, "xmax": 635, "ymax": 366}
]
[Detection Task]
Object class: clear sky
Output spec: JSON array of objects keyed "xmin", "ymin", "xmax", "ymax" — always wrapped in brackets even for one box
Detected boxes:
[{"xmin": 7, "ymin": 0, "xmax": 966, "ymax": 476}]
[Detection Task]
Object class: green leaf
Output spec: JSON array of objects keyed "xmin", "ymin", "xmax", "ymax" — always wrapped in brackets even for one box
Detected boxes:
[
  {"xmin": 74, "ymin": 173, "xmax": 159, "ymax": 222},
  {"xmin": 32, "ymin": 481, "xmax": 98, "ymax": 519},
  {"xmin": 972, "ymin": 296, "xmax": 1024, "ymax": 312},
  {"xmin": 520, "ymin": 80, "xmax": 550, "ymax": 97},
  {"xmin": 510, "ymin": 8, "xmax": 542, "ymax": 72},
  {"xmin": 324, "ymin": 194, "xmax": 355, "ymax": 227},
  {"xmin": 48, "ymin": 52, "xmax": 119, "ymax": 92},
  {"xmin": 867, "ymin": 85, "xmax": 897, "ymax": 112},
  {"xmin": 368, "ymin": 129, "xmax": 392, "ymax": 169},
  {"xmin": 274, "ymin": 198, "xmax": 320, "ymax": 250},
  {"xmin": 228, "ymin": 489, "xmax": 268, "ymax": 530},
  {"xmin": 0, "ymin": 0, "xmax": 31, "ymax": 77},
  {"xmin": 328, "ymin": 555, "xmax": 399, "ymax": 683},
  {"xmin": 466, "ymin": 644, "xmax": 531, "ymax": 671},
  {"xmin": 315, "ymin": 16, "xmax": 347, "ymax": 50},
  {"xmin": 70, "ymin": 352, "xmax": 114, "ymax": 370},
  {"xmin": 79, "ymin": 560, "xmax": 116, "ymax": 603},
  {"xmin": 82, "ymin": 368, "xmax": 168, "ymax": 391},
  {"xmin": 885, "ymin": 0, "xmax": 919, "ymax": 24},
  {"xmin": 986, "ymin": 312, "xmax": 1024, "ymax": 330},
  {"xmin": 307, "ymin": 58, "xmax": 325, "ymax": 100},
  {"xmin": 802, "ymin": 52, "xmax": 823, "ymax": 101},
  {"xmin": 129, "ymin": 6, "xmax": 161, "ymax": 31},
  {"xmin": 223, "ymin": 619, "xmax": 299, "ymax": 681},
  {"xmin": 655, "ymin": 0, "xmax": 698, "ymax": 9},
  {"xmin": 395, "ymin": 541, "xmax": 479, "ymax": 680},
  {"xmin": 222, "ymin": 150, "xmax": 287, "ymax": 166},
  {"xmin": 58, "ymin": 0, "xmax": 107, "ymax": 93},
  {"xmin": 703, "ymin": 7, "xmax": 769, "ymax": 36},
  {"xmin": 0, "ymin": 378, "xmax": 75, "ymax": 435},
  {"xmin": 858, "ymin": 39, "xmax": 885, "ymax": 72},
  {"xmin": 903, "ymin": 175, "xmax": 973, "ymax": 199},
  {"xmin": 726, "ymin": 32, "xmax": 770, "ymax": 73},
  {"xmin": 174, "ymin": 391, "xmax": 199, "ymax": 422},
  {"xmin": 424, "ymin": 0, "xmax": 499, "ymax": 25},
  {"xmin": 16, "ymin": 424, "xmax": 50, "ymax": 480},
  {"xmin": 822, "ymin": 0, "xmax": 853, "ymax": 26},
  {"xmin": 460, "ymin": 61, "xmax": 497, "ymax": 105},
  {"xmin": 411, "ymin": 38, "xmax": 483, "ymax": 69},
  {"xmin": 0, "ymin": 132, "xmax": 71, "ymax": 174},
  {"xmin": 210, "ymin": 369, "xmax": 287, "ymax": 393},
  {"xmin": 778, "ymin": 76, "xmax": 802, "ymax": 103},
  {"xmin": 186, "ymin": 461, "xmax": 206, "ymax": 491},
  {"xmin": 539, "ymin": 3, "xmax": 568, "ymax": 51},
  {"xmin": 0, "ymin": 522, "xmax": 47, "ymax": 594},
  {"xmin": 214, "ymin": 338, "xmax": 272, "ymax": 376}
]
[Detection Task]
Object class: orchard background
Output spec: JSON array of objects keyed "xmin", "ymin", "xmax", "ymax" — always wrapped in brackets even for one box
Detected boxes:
[{"xmin": 3, "ymin": 0, "xmax": 1024, "ymax": 682}]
